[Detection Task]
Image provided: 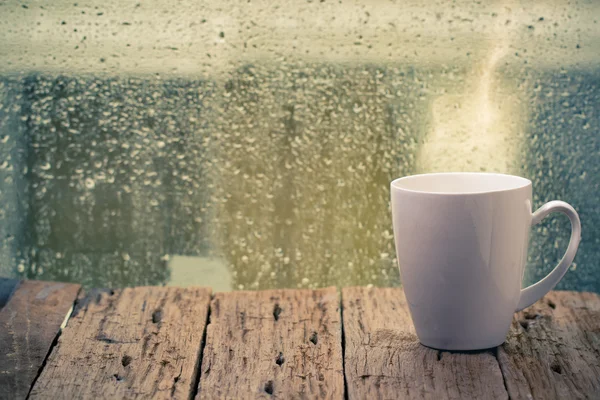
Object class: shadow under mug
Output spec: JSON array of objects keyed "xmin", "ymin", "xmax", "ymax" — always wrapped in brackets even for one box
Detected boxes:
[{"xmin": 391, "ymin": 172, "xmax": 581, "ymax": 351}]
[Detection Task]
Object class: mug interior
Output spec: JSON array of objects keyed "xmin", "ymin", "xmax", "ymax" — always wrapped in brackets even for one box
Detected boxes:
[{"xmin": 392, "ymin": 172, "xmax": 531, "ymax": 194}]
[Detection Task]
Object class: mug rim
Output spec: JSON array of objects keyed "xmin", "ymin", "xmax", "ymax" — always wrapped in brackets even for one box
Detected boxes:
[{"xmin": 391, "ymin": 172, "xmax": 532, "ymax": 196}]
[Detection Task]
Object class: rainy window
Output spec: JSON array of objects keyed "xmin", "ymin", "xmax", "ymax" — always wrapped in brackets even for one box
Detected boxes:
[{"xmin": 0, "ymin": 0, "xmax": 598, "ymax": 291}]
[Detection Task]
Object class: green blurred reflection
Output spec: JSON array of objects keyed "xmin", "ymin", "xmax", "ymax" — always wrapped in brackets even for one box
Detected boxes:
[{"xmin": 0, "ymin": 65, "xmax": 598, "ymax": 292}]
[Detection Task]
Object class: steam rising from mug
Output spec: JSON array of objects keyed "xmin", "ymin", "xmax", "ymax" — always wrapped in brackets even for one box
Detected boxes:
[{"xmin": 417, "ymin": 38, "xmax": 526, "ymax": 173}]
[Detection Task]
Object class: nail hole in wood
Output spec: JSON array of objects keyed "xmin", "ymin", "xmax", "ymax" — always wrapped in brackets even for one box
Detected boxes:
[
  {"xmin": 276, "ymin": 352, "xmax": 285, "ymax": 366},
  {"xmin": 547, "ymin": 299, "xmax": 556, "ymax": 309},
  {"xmin": 121, "ymin": 354, "xmax": 132, "ymax": 367},
  {"xmin": 264, "ymin": 380, "xmax": 274, "ymax": 395},
  {"xmin": 309, "ymin": 331, "xmax": 318, "ymax": 345},
  {"xmin": 519, "ymin": 320, "xmax": 529, "ymax": 330},
  {"xmin": 152, "ymin": 309, "xmax": 162, "ymax": 324},
  {"xmin": 113, "ymin": 374, "xmax": 124, "ymax": 381},
  {"xmin": 551, "ymin": 362, "xmax": 562, "ymax": 374},
  {"xmin": 273, "ymin": 304, "xmax": 282, "ymax": 321}
]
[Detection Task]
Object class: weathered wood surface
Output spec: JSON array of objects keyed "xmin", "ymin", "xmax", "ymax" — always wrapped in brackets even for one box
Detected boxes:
[
  {"xmin": 29, "ymin": 286, "xmax": 211, "ymax": 400},
  {"xmin": 4, "ymin": 280, "xmax": 600, "ymax": 400},
  {"xmin": 342, "ymin": 287, "xmax": 508, "ymax": 400},
  {"xmin": 198, "ymin": 287, "xmax": 344, "ymax": 399},
  {"xmin": 498, "ymin": 291, "xmax": 600, "ymax": 399},
  {"xmin": 0, "ymin": 280, "xmax": 81, "ymax": 400}
]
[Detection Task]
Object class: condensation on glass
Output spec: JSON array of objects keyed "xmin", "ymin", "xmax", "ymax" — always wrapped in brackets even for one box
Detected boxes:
[{"xmin": 0, "ymin": 0, "xmax": 598, "ymax": 291}]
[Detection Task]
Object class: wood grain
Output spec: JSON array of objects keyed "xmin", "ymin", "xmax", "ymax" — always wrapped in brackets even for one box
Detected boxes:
[
  {"xmin": 342, "ymin": 287, "xmax": 508, "ymax": 400},
  {"xmin": 0, "ymin": 280, "xmax": 81, "ymax": 400},
  {"xmin": 198, "ymin": 287, "xmax": 344, "ymax": 399},
  {"xmin": 29, "ymin": 286, "xmax": 211, "ymax": 400},
  {"xmin": 498, "ymin": 291, "xmax": 600, "ymax": 399}
]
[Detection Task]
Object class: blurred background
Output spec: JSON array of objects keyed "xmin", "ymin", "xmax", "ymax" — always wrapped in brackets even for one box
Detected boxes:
[{"xmin": 0, "ymin": 0, "xmax": 598, "ymax": 291}]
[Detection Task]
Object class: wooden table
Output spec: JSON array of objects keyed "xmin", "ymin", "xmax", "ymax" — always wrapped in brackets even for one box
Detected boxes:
[{"xmin": 1, "ymin": 280, "xmax": 599, "ymax": 399}]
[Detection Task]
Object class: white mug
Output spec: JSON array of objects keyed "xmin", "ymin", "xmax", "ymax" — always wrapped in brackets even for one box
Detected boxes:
[{"xmin": 391, "ymin": 172, "xmax": 581, "ymax": 350}]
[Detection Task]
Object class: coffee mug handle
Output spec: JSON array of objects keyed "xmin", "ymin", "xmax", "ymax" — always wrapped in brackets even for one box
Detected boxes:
[{"xmin": 516, "ymin": 201, "xmax": 582, "ymax": 312}]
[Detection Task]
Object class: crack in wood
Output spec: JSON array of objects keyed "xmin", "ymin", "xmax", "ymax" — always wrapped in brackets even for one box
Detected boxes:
[
  {"xmin": 340, "ymin": 293, "xmax": 350, "ymax": 400},
  {"xmin": 189, "ymin": 294, "xmax": 212, "ymax": 400},
  {"xmin": 23, "ymin": 284, "xmax": 82, "ymax": 399},
  {"xmin": 493, "ymin": 347, "xmax": 511, "ymax": 400}
]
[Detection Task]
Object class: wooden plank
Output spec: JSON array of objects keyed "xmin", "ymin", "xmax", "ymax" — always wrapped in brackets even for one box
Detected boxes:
[
  {"xmin": 0, "ymin": 280, "xmax": 81, "ymax": 400},
  {"xmin": 0, "ymin": 277, "xmax": 19, "ymax": 309},
  {"xmin": 29, "ymin": 286, "xmax": 211, "ymax": 399},
  {"xmin": 342, "ymin": 287, "xmax": 508, "ymax": 400},
  {"xmin": 498, "ymin": 291, "xmax": 600, "ymax": 399},
  {"xmin": 198, "ymin": 287, "xmax": 344, "ymax": 399}
]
